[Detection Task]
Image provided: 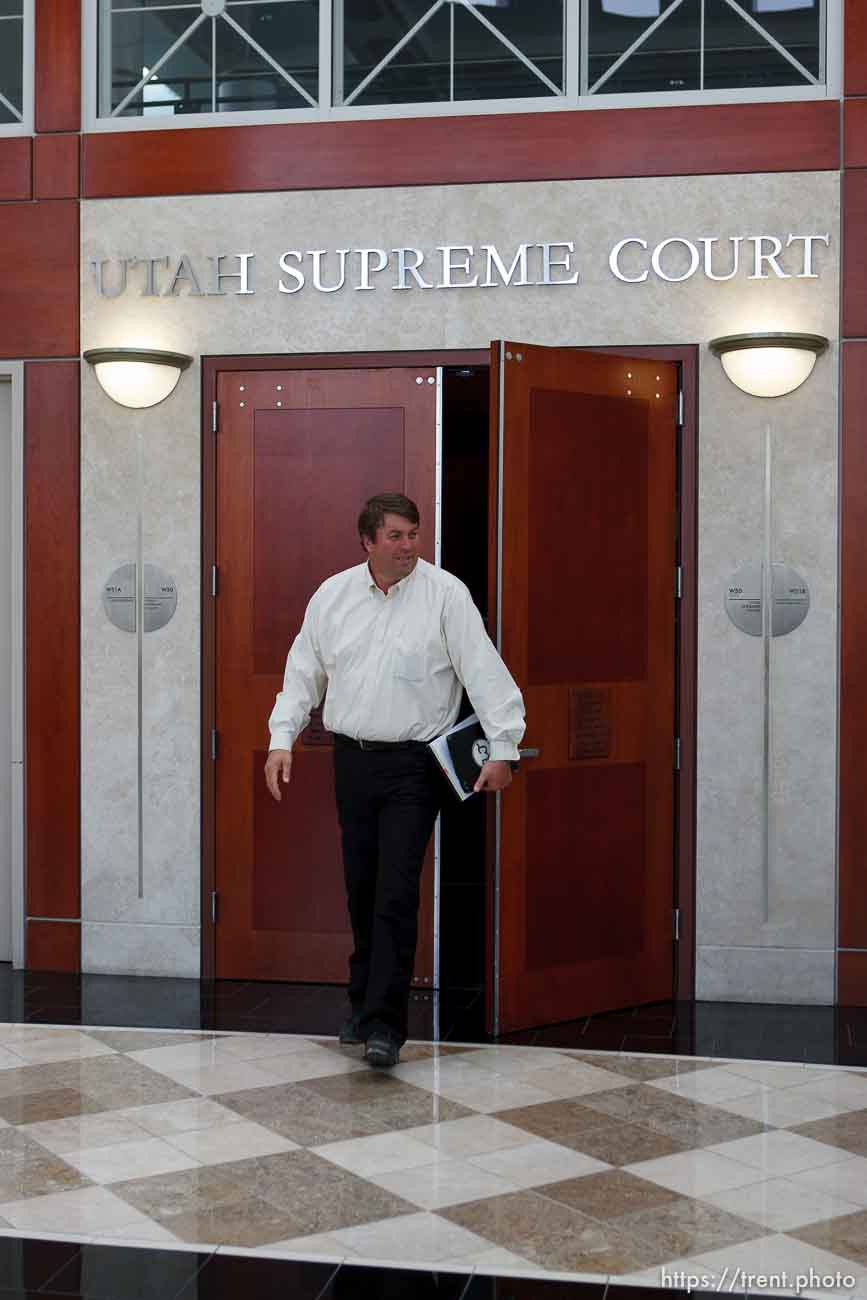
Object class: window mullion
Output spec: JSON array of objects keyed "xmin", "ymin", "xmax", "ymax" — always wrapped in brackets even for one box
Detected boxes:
[
  {"xmin": 321, "ymin": 0, "xmax": 333, "ymax": 111},
  {"xmin": 100, "ymin": 0, "xmax": 113, "ymax": 117}
]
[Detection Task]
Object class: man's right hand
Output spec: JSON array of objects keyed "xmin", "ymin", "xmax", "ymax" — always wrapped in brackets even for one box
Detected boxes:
[{"xmin": 265, "ymin": 749, "xmax": 292, "ymax": 801}]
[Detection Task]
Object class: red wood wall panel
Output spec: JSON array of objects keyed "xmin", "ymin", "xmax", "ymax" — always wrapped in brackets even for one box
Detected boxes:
[
  {"xmin": 35, "ymin": 0, "xmax": 81, "ymax": 133},
  {"xmin": 845, "ymin": 0, "xmax": 867, "ymax": 97},
  {"xmin": 845, "ymin": 98, "xmax": 867, "ymax": 169},
  {"xmin": 25, "ymin": 361, "xmax": 80, "ymax": 931},
  {"xmin": 0, "ymin": 201, "xmax": 78, "ymax": 358},
  {"xmin": 83, "ymin": 100, "xmax": 839, "ymax": 199},
  {"xmin": 26, "ymin": 922, "xmax": 81, "ymax": 974},
  {"xmin": 842, "ymin": 171, "xmax": 867, "ymax": 340},
  {"xmin": 838, "ymin": 952, "xmax": 867, "ymax": 1007},
  {"xmin": 840, "ymin": 342, "xmax": 867, "ymax": 954},
  {"xmin": 0, "ymin": 138, "xmax": 31, "ymax": 202},
  {"xmin": 33, "ymin": 134, "xmax": 80, "ymax": 200}
]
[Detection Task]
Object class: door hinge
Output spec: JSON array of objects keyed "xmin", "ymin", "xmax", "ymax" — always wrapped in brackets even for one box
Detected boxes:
[
  {"xmin": 211, "ymin": 564, "xmax": 219, "ymax": 597},
  {"xmin": 674, "ymin": 737, "xmax": 681, "ymax": 771},
  {"xmin": 211, "ymin": 891, "xmax": 218, "ymax": 925},
  {"xmin": 673, "ymin": 908, "xmax": 681, "ymax": 942},
  {"xmin": 212, "ymin": 400, "xmax": 219, "ymax": 434},
  {"xmin": 211, "ymin": 729, "xmax": 219, "ymax": 761},
  {"xmin": 675, "ymin": 565, "xmax": 683, "ymax": 600},
  {"xmin": 676, "ymin": 389, "xmax": 684, "ymax": 428}
]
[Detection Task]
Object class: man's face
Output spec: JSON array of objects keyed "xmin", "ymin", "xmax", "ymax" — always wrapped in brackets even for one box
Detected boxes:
[{"xmin": 364, "ymin": 512, "xmax": 419, "ymax": 582}]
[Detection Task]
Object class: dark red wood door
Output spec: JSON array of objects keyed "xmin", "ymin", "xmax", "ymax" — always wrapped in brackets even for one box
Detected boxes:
[
  {"xmin": 488, "ymin": 342, "xmax": 679, "ymax": 1034},
  {"xmin": 215, "ymin": 367, "xmax": 437, "ymax": 982}
]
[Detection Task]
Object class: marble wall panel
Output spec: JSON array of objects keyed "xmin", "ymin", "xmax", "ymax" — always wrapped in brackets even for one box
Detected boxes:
[
  {"xmin": 697, "ymin": 945, "xmax": 835, "ymax": 1005},
  {"xmin": 82, "ymin": 922, "xmax": 199, "ymax": 979}
]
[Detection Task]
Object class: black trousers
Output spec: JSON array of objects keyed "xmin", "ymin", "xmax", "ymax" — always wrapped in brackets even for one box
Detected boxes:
[{"xmin": 333, "ymin": 740, "xmax": 442, "ymax": 1044}]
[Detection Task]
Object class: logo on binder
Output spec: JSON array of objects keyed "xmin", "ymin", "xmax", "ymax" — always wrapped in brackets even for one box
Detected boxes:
[{"xmin": 472, "ymin": 738, "xmax": 491, "ymax": 768}]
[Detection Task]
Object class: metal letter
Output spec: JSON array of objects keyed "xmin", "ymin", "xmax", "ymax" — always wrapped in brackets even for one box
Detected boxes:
[
  {"xmin": 310, "ymin": 248, "xmax": 349, "ymax": 293},
  {"xmin": 355, "ymin": 248, "xmax": 388, "ymax": 291},
  {"xmin": 392, "ymin": 248, "xmax": 432, "ymax": 291},
  {"xmin": 537, "ymin": 242, "xmax": 580, "ymax": 286},
  {"xmin": 608, "ymin": 238, "xmax": 648, "ymax": 283},
  {"xmin": 164, "ymin": 254, "xmax": 205, "ymax": 296},
  {"xmin": 437, "ymin": 245, "xmax": 478, "ymax": 289},
  {"xmin": 786, "ymin": 233, "xmax": 830, "ymax": 279},
  {"xmin": 141, "ymin": 256, "xmax": 169, "ymax": 297},
  {"xmin": 278, "ymin": 251, "xmax": 305, "ymax": 294},
  {"xmin": 481, "ymin": 243, "xmax": 532, "ymax": 288},
  {"xmin": 651, "ymin": 238, "xmax": 700, "ymax": 283},
  {"xmin": 207, "ymin": 253, "xmax": 255, "ymax": 296},
  {"xmin": 700, "ymin": 236, "xmax": 742, "ymax": 282},
  {"xmin": 90, "ymin": 258, "xmax": 134, "ymax": 299},
  {"xmin": 749, "ymin": 236, "xmax": 789, "ymax": 280}
]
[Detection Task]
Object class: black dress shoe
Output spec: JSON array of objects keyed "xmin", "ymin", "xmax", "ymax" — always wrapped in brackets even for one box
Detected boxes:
[
  {"xmin": 338, "ymin": 1015, "xmax": 363, "ymax": 1045},
  {"xmin": 364, "ymin": 1030, "xmax": 400, "ymax": 1068}
]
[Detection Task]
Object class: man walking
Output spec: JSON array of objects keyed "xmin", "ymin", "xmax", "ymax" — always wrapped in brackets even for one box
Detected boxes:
[{"xmin": 264, "ymin": 492, "xmax": 524, "ymax": 1068}]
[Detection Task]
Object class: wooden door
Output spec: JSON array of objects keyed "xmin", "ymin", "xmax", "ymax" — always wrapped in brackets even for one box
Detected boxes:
[
  {"xmin": 215, "ymin": 367, "xmax": 437, "ymax": 981},
  {"xmin": 488, "ymin": 342, "xmax": 679, "ymax": 1034}
]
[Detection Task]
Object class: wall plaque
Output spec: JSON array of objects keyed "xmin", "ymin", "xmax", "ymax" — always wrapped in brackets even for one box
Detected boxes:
[
  {"xmin": 569, "ymin": 687, "xmax": 613, "ymax": 760},
  {"xmin": 143, "ymin": 564, "xmax": 177, "ymax": 633},
  {"xmin": 102, "ymin": 563, "xmax": 178, "ymax": 633},
  {"xmin": 102, "ymin": 563, "xmax": 136, "ymax": 633},
  {"xmin": 725, "ymin": 563, "xmax": 810, "ymax": 637}
]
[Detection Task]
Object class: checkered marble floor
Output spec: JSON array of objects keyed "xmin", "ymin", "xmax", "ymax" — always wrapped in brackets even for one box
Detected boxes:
[{"xmin": 1, "ymin": 1024, "xmax": 867, "ymax": 1296}]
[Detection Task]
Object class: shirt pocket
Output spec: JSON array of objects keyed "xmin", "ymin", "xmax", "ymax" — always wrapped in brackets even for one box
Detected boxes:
[{"xmin": 394, "ymin": 642, "xmax": 426, "ymax": 682}]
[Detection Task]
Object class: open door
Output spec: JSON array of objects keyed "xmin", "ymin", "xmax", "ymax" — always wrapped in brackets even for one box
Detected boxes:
[{"xmin": 487, "ymin": 341, "xmax": 679, "ymax": 1035}]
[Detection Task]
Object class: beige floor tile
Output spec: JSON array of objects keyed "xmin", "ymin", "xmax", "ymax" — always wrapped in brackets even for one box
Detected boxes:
[
  {"xmin": 516, "ymin": 1063, "xmax": 634, "ymax": 1101},
  {"xmin": 156, "ymin": 1196, "xmax": 305, "ymax": 1248},
  {"xmin": 725, "ymin": 1062, "xmax": 836, "ymax": 1089},
  {"xmin": 119, "ymin": 1098, "xmax": 246, "ymax": 1138},
  {"xmin": 712, "ymin": 1088, "xmax": 849, "ymax": 1128},
  {"xmin": 707, "ymin": 1130, "xmax": 857, "ymax": 1177},
  {"xmin": 790, "ymin": 1208, "xmax": 867, "ymax": 1269},
  {"xmin": 2, "ymin": 1033, "xmax": 116, "ymax": 1066},
  {"xmin": 648, "ymin": 1067, "xmax": 766, "ymax": 1105},
  {"xmin": 790, "ymin": 1156, "xmax": 867, "ymax": 1208},
  {"xmin": 0, "ymin": 1047, "xmax": 28, "ymax": 1071},
  {"xmin": 83, "ymin": 1030, "xmax": 218, "ymax": 1054},
  {"xmin": 0, "ymin": 1088, "xmax": 108, "ymax": 1126},
  {"xmin": 403, "ymin": 1115, "xmax": 534, "ymax": 1158},
  {"xmin": 65, "ymin": 1137, "xmax": 201, "ymax": 1184},
  {"xmin": 626, "ymin": 1149, "xmax": 766, "ymax": 1197},
  {"xmin": 565, "ymin": 1053, "xmax": 717, "ymax": 1082},
  {"xmin": 0, "ymin": 1153, "xmax": 90, "ymax": 1202},
  {"xmin": 535, "ymin": 1168, "xmax": 682, "ymax": 1219},
  {"xmin": 619, "ymin": 1196, "xmax": 767, "ymax": 1261},
  {"xmin": 455, "ymin": 1246, "xmax": 538, "ymax": 1271},
  {"xmin": 20, "ymin": 1112, "xmax": 153, "ymax": 1155},
  {"xmin": 421, "ymin": 1073, "xmax": 565, "ymax": 1114},
  {"xmin": 368, "ymin": 1156, "xmax": 521, "ymax": 1209},
  {"xmin": 692, "ymin": 1231, "xmax": 866, "ymax": 1296},
  {"xmin": 609, "ymin": 1255, "xmax": 722, "ymax": 1289},
  {"xmin": 703, "ymin": 1176, "xmax": 864, "ymax": 1232},
  {"xmin": 91, "ymin": 1219, "xmax": 184, "ymax": 1245},
  {"xmin": 0, "ymin": 1185, "xmax": 161, "ymax": 1234},
  {"xmin": 265, "ymin": 1230, "xmax": 360, "ymax": 1257},
  {"xmin": 791, "ymin": 1110, "xmax": 867, "ymax": 1159},
  {"xmin": 255, "ymin": 1049, "xmax": 369, "ymax": 1086},
  {"xmin": 581, "ymin": 1082, "xmax": 769, "ymax": 1148},
  {"xmin": 165, "ymin": 1120, "xmax": 299, "ymax": 1165},
  {"xmin": 40, "ymin": 1056, "xmax": 199, "ymax": 1111},
  {"xmin": 468, "ymin": 1138, "xmax": 609, "ymax": 1189},
  {"xmin": 213, "ymin": 1081, "xmax": 391, "ymax": 1147},
  {"xmin": 154, "ymin": 1060, "xmax": 292, "ymax": 1096},
  {"xmin": 314, "ymin": 1130, "xmax": 438, "ymax": 1178},
  {"xmin": 326, "ymin": 1210, "xmax": 497, "ymax": 1264}
]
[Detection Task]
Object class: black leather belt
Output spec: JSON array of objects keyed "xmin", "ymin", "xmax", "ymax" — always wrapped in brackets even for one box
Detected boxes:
[{"xmin": 334, "ymin": 733, "xmax": 429, "ymax": 752}]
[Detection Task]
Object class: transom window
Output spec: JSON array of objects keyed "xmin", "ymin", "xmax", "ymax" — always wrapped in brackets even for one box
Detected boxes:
[
  {"xmin": 95, "ymin": 0, "xmax": 831, "ymax": 123},
  {"xmin": 0, "ymin": 1, "xmax": 27, "ymax": 133}
]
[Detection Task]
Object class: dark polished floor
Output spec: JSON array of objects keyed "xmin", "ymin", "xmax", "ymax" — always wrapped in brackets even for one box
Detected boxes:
[{"xmin": 1, "ymin": 966, "xmax": 865, "ymax": 1069}]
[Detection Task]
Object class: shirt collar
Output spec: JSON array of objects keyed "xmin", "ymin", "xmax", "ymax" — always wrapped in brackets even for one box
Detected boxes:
[{"xmin": 365, "ymin": 558, "xmax": 420, "ymax": 596}]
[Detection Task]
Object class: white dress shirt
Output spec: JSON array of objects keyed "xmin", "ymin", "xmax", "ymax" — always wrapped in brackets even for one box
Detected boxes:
[{"xmin": 268, "ymin": 558, "xmax": 525, "ymax": 761}]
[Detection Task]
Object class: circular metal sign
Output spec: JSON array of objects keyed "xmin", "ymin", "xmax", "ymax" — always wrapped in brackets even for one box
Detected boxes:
[
  {"xmin": 725, "ymin": 563, "xmax": 810, "ymax": 638},
  {"xmin": 471, "ymin": 737, "xmax": 491, "ymax": 767},
  {"xmin": 102, "ymin": 564, "xmax": 178, "ymax": 633}
]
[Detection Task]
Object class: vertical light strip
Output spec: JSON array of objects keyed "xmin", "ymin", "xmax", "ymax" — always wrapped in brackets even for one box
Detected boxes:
[
  {"xmin": 762, "ymin": 420, "xmax": 773, "ymax": 924},
  {"xmin": 98, "ymin": 0, "xmax": 114, "ymax": 119},
  {"xmin": 6, "ymin": 366, "xmax": 24, "ymax": 968},
  {"xmin": 699, "ymin": 0, "xmax": 705, "ymax": 92},
  {"xmin": 211, "ymin": 17, "xmax": 216, "ymax": 113},
  {"xmin": 449, "ymin": 2, "xmax": 455, "ymax": 102},
  {"xmin": 320, "ymin": 0, "xmax": 334, "ymax": 107},
  {"xmin": 137, "ymin": 430, "xmax": 145, "ymax": 901},
  {"xmin": 433, "ymin": 368, "xmax": 443, "ymax": 1003},
  {"xmin": 493, "ymin": 345, "xmax": 506, "ymax": 1038}
]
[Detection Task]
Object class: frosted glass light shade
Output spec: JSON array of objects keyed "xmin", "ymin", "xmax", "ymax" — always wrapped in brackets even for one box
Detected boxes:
[
  {"xmin": 709, "ymin": 333, "xmax": 828, "ymax": 399},
  {"xmin": 84, "ymin": 348, "xmax": 192, "ymax": 409}
]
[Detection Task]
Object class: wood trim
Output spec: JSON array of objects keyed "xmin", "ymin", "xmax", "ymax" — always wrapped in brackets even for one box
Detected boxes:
[
  {"xmin": 845, "ymin": 0, "xmax": 867, "ymax": 98},
  {"xmin": 0, "ymin": 200, "xmax": 79, "ymax": 358},
  {"xmin": 83, "ymin": 101, "xmax": 839, "ymax": 200},
  {"xmin": 842, "ymin": 171, "xmax": 867, "ymax": 340},
  {"xmin": 25, "ymin": 361, "xmax": 80, "ymax": 925},
  {"xmin": 840, "ymin": 342, "xmax": 867, "ymax": 952},
  {"xmin": 0, "ymin": 138, "xmax": 32, "ymax": 202},
  {"xmin": 35, "ymin": 0, "xmax": 81, "ymax": 133},
  {"xmin": 844, "ymin": 97, "xmax": 867, "ymax": 169},
  {"xmin": 838, "ymin": 951, "xmax": 867, "ymax": 1007},
  {"xmin": 33, "ymin": 134, "xmax": 80, "ymax": 200},
  {"xmin": 26, "ymin": 921, "xmax": 81, "ymax": 973}
]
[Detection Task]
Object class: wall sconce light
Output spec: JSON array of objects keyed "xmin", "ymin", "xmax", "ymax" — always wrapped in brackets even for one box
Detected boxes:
[
  {"xmin": 83, "ymin": 347, "xmax": 192, "ymax": 409},
  {"xmin": 708, "ymin": 331, "xmax": 828, "ymax": 399}
]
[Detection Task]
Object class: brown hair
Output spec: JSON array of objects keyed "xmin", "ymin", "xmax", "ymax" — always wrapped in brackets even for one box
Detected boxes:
[{"xmin": 358, "ymin": 493, "xmax": 420, "ymax": 548}]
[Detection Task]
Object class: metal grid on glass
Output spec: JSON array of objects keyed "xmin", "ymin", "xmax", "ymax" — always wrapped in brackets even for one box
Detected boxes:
[
  {"xmin": 96, "ymin": 0, "xmax": 826, "ymax": 120},
  {"xmin": 0, "ymin": 2, "xmax": 25, "ymax": 127}
]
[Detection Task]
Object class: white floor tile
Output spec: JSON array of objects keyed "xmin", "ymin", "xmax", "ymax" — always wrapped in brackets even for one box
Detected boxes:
[
  {"xmin": 610, "ymin": 1256, "xmax": 722, "ymax": 1290},
  {"xmin": 403, "ymin": 1115, "xmax": 534, "ymax": 1158},
  {"xmin": 467, "ymin": 1138, "xmax": 609, "ymax": 1188},
  {"xmin": 164, "ymin": 1121, "xmax": 298, "ymax": 1165},
  {"xmin": 118, "ymin": 1098, "xmax": 246, "ymax": 1138},
  {"xmin": 0, "ymin": 1047, "xmax": 28, "ymax": 1071},
  {"xmin": 516, "ymin": 1062, "xmax": 633, "ymax": 1101},
  {"xmin": 0, "ymin": 1186, "xmax": 161, "ymax": 1235},
  {"xmin": 457, "ymin": 1247, "xmax": 538, "ymax": 1272},
  {"xmin": 692, "ymin": 1232, "xmax": 865, "ymax": 1298},
  {"xmin": 150, "ymin": 1060, "xmax": 288, "ymax": 1095},
  {"xmin": 700, "ymin": 1175, "xmax": 864, "ymax": 1231},
  {"xmin": 20, "ymin": 1112, "xmax": 154, "ymax": 1156},
  {"xmin": 314, "ymin": 1131, "xmax": 438, "ymax": 1178},
  {"xmin": 790, "ymin": 1157, "xmax": 867, "ymax": 1209},
  {"xmin": 63, "ymin": 1137, "xmax": 201, "ymax": 1184},
  {"xmin": 707, "ymin": 1131, "xmax": 857, "ymax": 1177},
  {"xmin": 784, "ymin": 1074, "xmax": 867, "ymax": 1113},
  {"xmin": 0, "ymin": 1032, "xmax": 116, "ymax": 1065},
  {"xmin": 626, "ymin": 1149, "xmax": 766, "ymax": 1197},
  {"xmin": 262, "ymin": 1232, "xmax": 358, "ymax": 1258},
  {"xmin": 712, "ymin": 1088, "xmax": 848, "ymax": 1128},
  {"xmin": 725, "ymin": 1062, "xmax": 834, "ymax": 1089},
  {"xmin": 326, "ymin": 1211, "xmax": 496, "ymax": 1264},
  {"xmin": 648, "ymin": 1066, "xmax": 765, "ymax": 1104},
  {"xmin": 367, "ymin": 1157, "xmax": 520, "ymax": 1210},
  {"xmin": 417, "ymin": 1073, "xmax": 565, "ymax": 1114},
  {"xmin": 254, "ymin": 1049, "xmax": 368, "ymax": 1085}
]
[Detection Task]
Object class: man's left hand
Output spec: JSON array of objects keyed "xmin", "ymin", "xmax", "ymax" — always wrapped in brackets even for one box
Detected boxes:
[{"xmin": 474, "ymin": 759, "xmax": 513, "ymax": 794}]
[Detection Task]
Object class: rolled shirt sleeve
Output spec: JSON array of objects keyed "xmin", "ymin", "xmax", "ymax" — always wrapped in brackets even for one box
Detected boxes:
[
  {"xmin": 268, "ymin": 596, "xmax": 328, "ymax": 752},
  {"xmin": 441, "ymin": 584, "xmax": 525, "ymax": 762}
]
